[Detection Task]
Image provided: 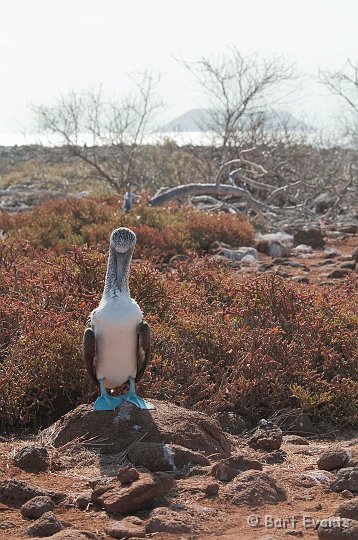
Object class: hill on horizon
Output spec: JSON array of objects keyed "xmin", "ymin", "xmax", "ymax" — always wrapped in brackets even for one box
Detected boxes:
[{"xmin": 160, "ymin": 108, "xmax": 310, "ymax": 133}]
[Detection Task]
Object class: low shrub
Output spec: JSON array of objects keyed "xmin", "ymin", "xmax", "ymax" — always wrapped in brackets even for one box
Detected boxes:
[
  {"xmin": 0, "ymin": 225, "xmax": 357, "ymax": 428},
  {"xmin": 0, "ymin": 197, "xmax": 255, "ymax": 260}
]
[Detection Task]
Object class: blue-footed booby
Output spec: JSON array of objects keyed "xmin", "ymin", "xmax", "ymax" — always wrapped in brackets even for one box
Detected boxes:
[{"xmin": 83, "ymin": 227, "xmax": 154, "ymax": 411}]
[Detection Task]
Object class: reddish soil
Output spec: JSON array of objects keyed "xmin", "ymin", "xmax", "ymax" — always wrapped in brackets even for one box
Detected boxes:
[{"xmin": 1, "ymin": 432, "xmax": 357, "ymax": 540}]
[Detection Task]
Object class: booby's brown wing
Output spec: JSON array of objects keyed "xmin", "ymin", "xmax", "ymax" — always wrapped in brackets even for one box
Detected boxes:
[
  {"xmin": 83, "ymin": 327, "xmax": 99, "ymax": 387},
  {"xmin": 136, "ymin": 320, "xmax": 151, "ymax": 383}
]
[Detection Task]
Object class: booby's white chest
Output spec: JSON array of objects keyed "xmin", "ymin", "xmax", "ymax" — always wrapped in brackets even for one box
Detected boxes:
[{"xmin": 91, "ymin": 297, "xmax": 142, "ymax": 388}]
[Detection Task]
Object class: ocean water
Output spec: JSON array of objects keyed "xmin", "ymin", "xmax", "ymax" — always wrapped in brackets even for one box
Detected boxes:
[
  {"xmin": 0, "ymin": 131, "xmax": 218, "ymax": 148},
  {"xmin": 0, "ymin": 129, "xmax": 322, "ymax": 148}
]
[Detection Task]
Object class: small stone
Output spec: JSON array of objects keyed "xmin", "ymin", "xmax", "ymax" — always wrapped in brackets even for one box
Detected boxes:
[
  {"xmin": 337, "ymin": 224, "xmax": 357, "ymax": 234},
  {"xmin": 336, "ymin": 500, "xmax": 358, "ymax": 521},
  {"xmin": 214, "ymin": 411, "xmax": 247, "ymax": 435},
  {"xmin": 0, "ymin": 521, "xmax": 16, "ymax": 529},
  {"xmin": 276, "ymin": 410, "xmax": 315, "ymax": 435},
  {"xmin": 317, "ymin": 449, "xmax": 350, "ymax": 471},
  {"xmin": 75, "ymin": 491, "xmax": 92, "ymax": 510},
  {"xmin": 0, "ymin": 479, "xmax": 60, "ymax": 508},
  {"xmin": 319, "ymin": 259, "xmax": 337, "ymax": 266},
  {"xmin": 213, "ymin": 246, "xmax": 258, "ymax": 262},
  {"xmin": 352, "ymin": 246, "xmax": 358, "ymax": 263},
  {"xmin": 127, "ymin": 443, "xmax": 173, "ymax": 472},
  {"xmin": 284, "ymin": 435, "xmax": 309, "ymax": 445},
  {"xmin": 26, "ymin": 511, "xmax": 62, "ymax": 537},
  {"xmin": 294, "ymin": 226, "xmax": 324, "ymax": 249},
  {"xmin": 14, "ymin": 446, "xmax": 49, "ymax": 473},
  {"xmin": 340, "ymin": 262, "xmax": 356, "ymax": 270},
  {"xmin": 264, "ymin": 450, "xmax": 286, "ymax": 464},
  {"xmin": 331, "ymin": 468, "xmax": 358, "ymax": 493},
  {"xmin": 256, "ymin": 240, "xmax": 288, "ymax": 258},
  {"xmin": 342, "ymin": 490, "xmax": 355, "ymax": 499},
  {"xmin": 169, "ymin": 444, "xmax": 210, "ymax": 469},
  {"xmin": 212, "ymin": 455, "xmax": 262, "ymax": 482},
  {"xmin": 116, "ymin": 466, "xmax": 140, "ymax": 484},
  {"xmin": 91, "ymin": 472, "xmax": 174, "ymax": 514},
  {"xmin": 223, "ymin": 470, "xmax": 286, "ymax": 506},
  {"xmin": 324, "ymin": 248, "xmax": 341, "ymax": 258},
  {"xmin": 293, "ymin": 244, "xmax": 313, "ymax": 254},
  {"xmin": 204, "ymin": 482, "xmax": 219, "ymax": 496},
  {"xmin": 248, "ymin": 421, "xmax": 283, "ymax": 451},
  {"xmin": 317, "ymin": 517, "xmax": 358, "ymax": 539},
  {"xmin": 104, "ymin": 516, "xmax": 145, "ymax": 539},
  {"xmin": 36, "ymin": 531, "xmax": 97, "ymax": 539},
  {"xmin": 296, "ymin": 471, "xmax": 334, "ymax": 488},
  {"xmin": 146, "ymin": 507, "xmax": 193, "ymax": 534},
  {"xmin": 21, "ymin": 496, "xmax": 55, "ymax": 520},
  {"xmin": 241, "ymin": 255, "xmax": 258, "ymax": 265},
  {"xmin": 291, "ymin": 276, "xmax": 309, "ymax": 284},
  {"xmin": 169, "ymin": 254, "xmax": 191, "ymax": 265},
  {"xmin": 327, "ymin": 268, "xmax": 352, "ymax": 279}
]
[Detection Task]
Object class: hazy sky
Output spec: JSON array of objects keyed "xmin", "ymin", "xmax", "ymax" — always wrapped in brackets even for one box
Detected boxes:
[{"xmin": 1, "ymin": 0, "xmax": 358, "ymax": 137}]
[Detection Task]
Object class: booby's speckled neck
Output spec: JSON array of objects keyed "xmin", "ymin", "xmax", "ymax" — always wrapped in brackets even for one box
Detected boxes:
[{"xmin": 102, "ymin": 246, "xmax": 133, "ymax": 301}]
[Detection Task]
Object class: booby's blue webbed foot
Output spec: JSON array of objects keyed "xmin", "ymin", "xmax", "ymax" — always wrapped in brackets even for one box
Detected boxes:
[
  {"xmin": 94, "ymin": 378, "xmax": 122, "ymax": 411},
  {"xmin": 117, "ymin": 377, "xmax": 155, "ymax": 410}
]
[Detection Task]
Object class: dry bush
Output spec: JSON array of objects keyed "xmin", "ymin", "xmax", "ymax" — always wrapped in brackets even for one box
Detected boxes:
[
  {"xmin": 0, "ymin": 197, "xmax": 254, "ymax": 259},
  {"xmin": 0, "ymin": 213, "xmax": 357, "ymax": 428}
]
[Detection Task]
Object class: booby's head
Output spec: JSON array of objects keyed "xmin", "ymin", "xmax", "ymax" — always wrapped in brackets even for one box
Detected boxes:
[
  {"xmin": 107, "ymin": 228, "xmax": 137, "ymax": 295},
  {"xmin": 110, "ymin": 227, "xmax": 137, "ymax": 254}
]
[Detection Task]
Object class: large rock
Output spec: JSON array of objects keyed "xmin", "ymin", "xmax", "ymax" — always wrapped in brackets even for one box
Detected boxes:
[
  {"xmin": 317, "ymin": 449, "xmax": 350, "ymax": 471},
  {"xmin": 14, "ymin": 445, "xmax": 49, "ymax": 473},
  {"xmin": 294, "ymin": 226, "xmax": 325, "ymax": 248},
  {"xmin": 222, "ymin": 470, "xmax": 286, "ymax": 506},
  {"xmin": 317, "ymin": 517, "xmax": 358, "ymax": 539},
  {"xmin": 91, "ymin": 472, "xmax": 174, "ymax": 514},
  {"xmin": 21, "ymin": 496, "xmax": 55, "ymax": 520},
  {"xmin": 331, "ymin": 468, "xmax": 358, "ymax": 493},
  {"xmin": 41, "ymin": 401, "xmax": 230, "ymax": 458},
  {"xmin": 26, "ymin": 511, "xmax": 63, "ymax": 537},
  {"xmin": 0, "ymin": 479, "xmax": 63, "ymax": 508}
]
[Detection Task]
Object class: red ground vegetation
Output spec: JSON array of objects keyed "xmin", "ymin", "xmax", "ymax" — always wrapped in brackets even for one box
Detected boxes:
[{"xmin": 0, "ymin": 198, "xmax": 357, "ymax": 429}]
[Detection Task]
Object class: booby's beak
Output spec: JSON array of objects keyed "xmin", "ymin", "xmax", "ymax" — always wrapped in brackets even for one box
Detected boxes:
[{"xmin": 115, "ymin": 251, "xmax": 127, "ymax": 291}]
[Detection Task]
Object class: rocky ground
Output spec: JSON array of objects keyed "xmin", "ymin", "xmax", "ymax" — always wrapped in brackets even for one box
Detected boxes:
[
  {"xmin": 210, "ymin": 223, "xmax": 358, "ymax": 286},
  {"xmin": 0, "ymin": 400, "xmax": 357, "ymax": 540}
]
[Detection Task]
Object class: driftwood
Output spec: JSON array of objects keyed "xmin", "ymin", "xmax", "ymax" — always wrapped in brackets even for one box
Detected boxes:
[
  {"xmin": 148, "ymin": 147, "xmax": 357, "ymax": 223},
  {"xmin": 149, "ymin": 183, "xmax": 268, "ymax": 221}
]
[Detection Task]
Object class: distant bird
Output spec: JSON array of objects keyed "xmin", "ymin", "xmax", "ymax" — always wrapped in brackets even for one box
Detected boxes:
[{"xmin": 83, "ymin": 227, "xmax": 154, "ymax": 411}]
